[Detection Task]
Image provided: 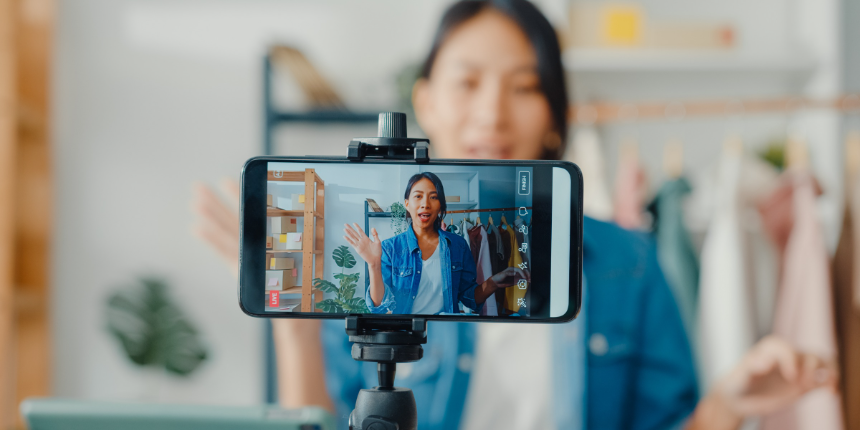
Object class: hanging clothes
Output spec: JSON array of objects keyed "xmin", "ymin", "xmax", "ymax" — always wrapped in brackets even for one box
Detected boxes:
[
  {"xmin": 568, "ymin": 126, "xmax": 613, "ymax": 220},
  {"xmin": 474, "ymin": 226, "xmax": 498, "ymax": 317},
  {"xmin": 697, "ymin": 150, "xmax": 756, "ymax": 391},
  {"xmin": 613, "ymin": 145, "xmax": 648, "ymax": 230},
  {"xmin": 459, "ymin": 217, "xmax": 470, "ymax": 243},
  {"xmin": 832, "ymin": 174, "xmax": 860, "ymax": 430},
  {"xmin": 504, "ymin": 223, "xmax": 526, "ymax": 314},
  {"xmin": 647, "ymin": 177, "xmax": 699, "ymax": 347},
  {"xmin": 487, "ymin": 221, "xmax": 505, "ymax": 275},
  {"xmin": 759, "ymin": 173, "xmax": 844, "ymax": 430},
  {"xmin": 468, "ymin": 224, "xmax": 482, "ymax": 263}
]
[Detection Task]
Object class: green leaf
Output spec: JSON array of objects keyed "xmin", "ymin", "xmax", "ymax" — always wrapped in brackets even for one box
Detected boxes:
[
  {"xmin": 334, "ymin": 273, "xmax": 360, "ymax": 284},
  {"xmin": 344, "ymin": 297, "xmax": 370, "ymax": 314},
  {"xmin": 332, "ymin": 245, "xmax": 357, "ymax": 269},
  {"xmin": 105, "ymin": 277, "xmax": 208, "ymax": 376},
  {"xmin": 313, "ymin": 278, "xmax": 338, "ymax": 294},
  {"xmin": 315, "ymin": 299, "xmax": 343, "ymax": 313},
  {"xmin": 341, "ymin": 283, "xmax": 355, "ymax": 301}
]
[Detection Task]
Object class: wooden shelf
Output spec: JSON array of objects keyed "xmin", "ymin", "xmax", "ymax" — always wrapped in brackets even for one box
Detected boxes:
[
  {"xmin": 267, "ymin": 208, "xmax": 322, "ymax": 218},
  {"xmin": 266, "ymin": 249, "xmax": 323, "ymax": 254}
]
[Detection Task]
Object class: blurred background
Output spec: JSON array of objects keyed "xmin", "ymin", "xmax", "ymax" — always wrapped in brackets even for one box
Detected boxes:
[{"xmin": 1, "ymin": 0, "xmax": 859, "ymax": 428}]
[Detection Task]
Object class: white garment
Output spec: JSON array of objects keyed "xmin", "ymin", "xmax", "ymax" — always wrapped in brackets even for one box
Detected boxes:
[
  {"xmin": 566, "ymin": 125, "xmax": 613, "ymax": 220},
  {"xmin": 460, "ymin": 324, "xmax": 555, "ymax": 430},
  {"xmin": 412, "ymin": 241, "xmax": 444, "ymax": 315},
  {"xmin": 697, "ymin": 151, "xmax": 757, "ymax": 390}
]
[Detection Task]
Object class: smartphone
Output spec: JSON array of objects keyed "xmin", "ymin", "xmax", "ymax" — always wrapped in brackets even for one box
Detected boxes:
[{"xmin": 239, "ymin": 157, "xmax": 582, "ymax": 322}]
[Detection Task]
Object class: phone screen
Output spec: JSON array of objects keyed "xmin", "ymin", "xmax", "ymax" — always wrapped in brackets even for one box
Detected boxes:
[{"xmin": 239, "ymin": 157, "xmax": 581, "ymax": 322}]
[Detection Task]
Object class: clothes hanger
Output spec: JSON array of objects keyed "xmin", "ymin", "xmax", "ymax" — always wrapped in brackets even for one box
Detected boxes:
[
  {"xmin": 488, "ymin": 214, "xmax": 494, "ymax": 226},
  {"xmin": 501, "ymin": 214, "xmax": 508, "ymax": 227},
  {"xmin": 476, "ymin": 214, "xmax": 482, "ymax": 226}
]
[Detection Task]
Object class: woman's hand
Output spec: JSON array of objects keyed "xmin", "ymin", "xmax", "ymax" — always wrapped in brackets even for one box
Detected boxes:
[
  {"xmin": 489, "ymin": 267, "xmax": 529, "ymax": 290},
  {"xmin": 688, "ymin": 336, "xmax": 838, "ymax": 430},
  {"xmin": 344, "ymin": 223, "xmax": 382, "ymax": 268},
  {"xmin": 191, "ymin": 179, "xmax": 241, "ymax": 277}
]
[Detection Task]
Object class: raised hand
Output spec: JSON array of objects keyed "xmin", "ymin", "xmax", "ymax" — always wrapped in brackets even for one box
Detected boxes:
[{"xmin": 343, "ymin": 223, "xmax": 382, "ymax": 268}]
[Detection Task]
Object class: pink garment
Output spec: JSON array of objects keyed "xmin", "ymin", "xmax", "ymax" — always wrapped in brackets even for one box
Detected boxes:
[
  {"xmin": 475, "ymin": 227, "xmax": 498, "ymax": 316},
  {"xmin": 760, "ymin": 173, "xmax": 843, "ymax": 430},
  {"xmin": 613, "ymin": 153, "xmax": 648, "ymax": 229}
]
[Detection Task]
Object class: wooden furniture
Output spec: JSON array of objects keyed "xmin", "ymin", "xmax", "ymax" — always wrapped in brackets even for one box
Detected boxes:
[
  {"xmin": 1, "ymin": 0, "xmax": 54, "ymax": 426},
  {"xmin": 266, "ymin": 168, "xmax": 325, "ymax": 312}
]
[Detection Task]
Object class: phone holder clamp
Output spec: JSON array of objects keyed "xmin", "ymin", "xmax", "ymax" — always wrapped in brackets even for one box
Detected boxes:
[
  {"xmin": 345, "ymin": 316, "xmax": 427, "ymax": 430},
  {"xmin": 347, "ymin": 112, "xmax": 430, "ymax": 162}
]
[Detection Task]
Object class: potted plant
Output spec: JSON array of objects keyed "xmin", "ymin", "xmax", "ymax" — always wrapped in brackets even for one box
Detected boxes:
[{"xmin": 314, "ymin": 245, "xmax": 370, "ymax": 313}]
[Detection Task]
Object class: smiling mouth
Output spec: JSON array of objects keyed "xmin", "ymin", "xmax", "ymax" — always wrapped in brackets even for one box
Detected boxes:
[{"xmin": 417, "ymin": 213, "xmax": 432, "ymax": 222}]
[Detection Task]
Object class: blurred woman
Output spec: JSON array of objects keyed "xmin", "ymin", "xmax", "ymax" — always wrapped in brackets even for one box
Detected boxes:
[{"xmin": 194, "ymin": 1, "xmax": 837, "ymax": 429}]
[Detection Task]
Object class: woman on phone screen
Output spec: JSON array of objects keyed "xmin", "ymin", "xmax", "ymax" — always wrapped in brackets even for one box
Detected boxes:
[{"xmin": 344, "ymin": 172, "xmax": 526, "ymax": 315}]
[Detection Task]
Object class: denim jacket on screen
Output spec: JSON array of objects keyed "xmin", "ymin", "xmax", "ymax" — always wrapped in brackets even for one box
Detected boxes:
[
  {"xmin": 323, "ymin": 217, "xmax": 698, "ymax": 430},
  {"xmin": 365, "ymin": 227, "xmax": 483, "ymax": 315}
]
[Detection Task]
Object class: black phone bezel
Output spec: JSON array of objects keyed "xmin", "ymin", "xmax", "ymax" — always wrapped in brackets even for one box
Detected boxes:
[{"xmin": 239, "ymin": 156, "xmax": 582, "ymax": 323}]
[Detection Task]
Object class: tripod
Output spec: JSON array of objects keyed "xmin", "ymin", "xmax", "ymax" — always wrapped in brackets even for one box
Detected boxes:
[{"xmin": 345, "ymin": 112, "xmax": 431, "ymax": 430}]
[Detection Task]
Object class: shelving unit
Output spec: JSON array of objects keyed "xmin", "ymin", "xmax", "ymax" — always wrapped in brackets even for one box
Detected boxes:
[
  {"xmin": 262, "ymin": 53, "xmax": 380, "ymax": 155},
  {"xmin": 266, "ymin": 168, "xmax": 325, "ymax": 312}
]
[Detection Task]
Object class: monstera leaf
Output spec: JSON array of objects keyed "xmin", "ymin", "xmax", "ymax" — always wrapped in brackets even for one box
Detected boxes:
[
  {"xmin": 105, "ymin": 277, "xmax": 208, "ymax": 376},
  {"xmin": 332, "ymin": 245, "xmax": 356, "ymax": 269}
]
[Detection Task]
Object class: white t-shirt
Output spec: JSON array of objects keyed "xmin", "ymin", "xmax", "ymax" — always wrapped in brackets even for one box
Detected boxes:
[
  {"xmin": 411, "ymin": 241, "xmax": 444, "ymax": 315},
  {"xmin": 460, "ymin": 323, "xmax": 554, "ymax": 430}
]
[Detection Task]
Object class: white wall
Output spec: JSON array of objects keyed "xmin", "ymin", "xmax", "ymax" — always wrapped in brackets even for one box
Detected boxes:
[{"xmin": 52, "ymin": 0, "xmax": 453, "ymax": 405}]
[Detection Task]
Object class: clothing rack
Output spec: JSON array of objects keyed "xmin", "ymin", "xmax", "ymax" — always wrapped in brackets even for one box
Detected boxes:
[
  {"xmin": 570, "ymin": 93, "xmax": 860, "ymax": 125},
  {"xmin": 446, "ymin": 206, "xmax": 532, "ymax": 214}
]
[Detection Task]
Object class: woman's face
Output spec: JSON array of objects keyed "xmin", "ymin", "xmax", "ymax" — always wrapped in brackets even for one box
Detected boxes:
[
  {"xmin": 405, "ymin": 178, "xmax": 441, "ymax": 229},
  {"xmin": 413, "ymin": 9, "xmax": 554, "ymax": 160}
]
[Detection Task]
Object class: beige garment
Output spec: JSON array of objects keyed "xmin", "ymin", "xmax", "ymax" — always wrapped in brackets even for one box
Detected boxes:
[
  {"xmin": 697, "ymin": 151, "xmax": 756, "ymax": 391},
  {"xmin": 761, "ymin": 173, "xmax": 843, "ymax": 430},
  {"xmin": 567, "ymin": 126, "xmax": 613, "ymax": 220},
  {"xmin": 612, "ymin": 147, "xmax": 648, "ymax": 229}
]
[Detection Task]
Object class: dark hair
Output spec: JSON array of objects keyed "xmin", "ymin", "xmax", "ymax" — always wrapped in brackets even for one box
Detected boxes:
[
  {"xmin": 419, "ymin": 0, "xmax": 569, "ymax": 160},
  {"xmin": 404, "ymin": 172, "xmax": 447, "ymax": 231}
]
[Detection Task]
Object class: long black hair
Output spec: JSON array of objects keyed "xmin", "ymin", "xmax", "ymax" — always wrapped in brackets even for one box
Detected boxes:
[
  {"xmin": 419, "ymin": 0, "xmax": 569, "ymax": 160},
  {"xmin": 404, "ymin": 172, "xmax": 447, "ymax": 231}
]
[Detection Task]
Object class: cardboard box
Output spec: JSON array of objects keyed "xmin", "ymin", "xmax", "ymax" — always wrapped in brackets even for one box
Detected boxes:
[
  {"xmin": 292, "ymin": 194, "xmax": 305, "ymax": 211},
  {"xmin": 285, "ymin": 232, "xmax": 303, "ymax": 250},
  {"xmin": 446, "ymin": 196, "xmax": 461, "ymax": 202},
  {"xmin": 267, "ymin": 194, "xmax": 273, "ymax": 207},
  {"xmin": 273, "ymin": 234, "xmax": 288, "ymax": 250},
  {"xmin": 265, "ymin": 269, "xmax": 296, "ymax": 291},
  {"xmin": 266, "ymin": 236, "xmax": 273, "ymax": 249},
  {"xmin": 275, "ymin": 196, "xmax": 291, "ymax": 210},
  {"xmin": 272, "ymin": 216, "xmax": 298, "ymax": 234},
  {"xmin": 269, "ymin": 257, "xmax": 295, "ymax": 270}
]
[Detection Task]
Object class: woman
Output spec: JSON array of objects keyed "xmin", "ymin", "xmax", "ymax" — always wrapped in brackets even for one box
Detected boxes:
[
  {"xmin": 344, "ymin": 172, "xmax": 526, "ymax": 315},
  {"xmin": 194, "ymin": 1, "xmax": 837, "ymax": 429}
]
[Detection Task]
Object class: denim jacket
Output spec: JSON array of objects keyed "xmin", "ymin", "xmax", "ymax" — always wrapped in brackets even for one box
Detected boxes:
[
  {"xmin": 322, "ymin": 217, "xmax": 698, "ymax": 429},
  {"xmin": 365, "ymin": 227, "xmax": 483, "ymax": 315}
]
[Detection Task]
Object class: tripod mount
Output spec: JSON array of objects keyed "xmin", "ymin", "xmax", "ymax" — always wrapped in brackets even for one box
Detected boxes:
[{"xmin": 345, "ymin": 112, "xmax": 430, "ymax": 430}]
